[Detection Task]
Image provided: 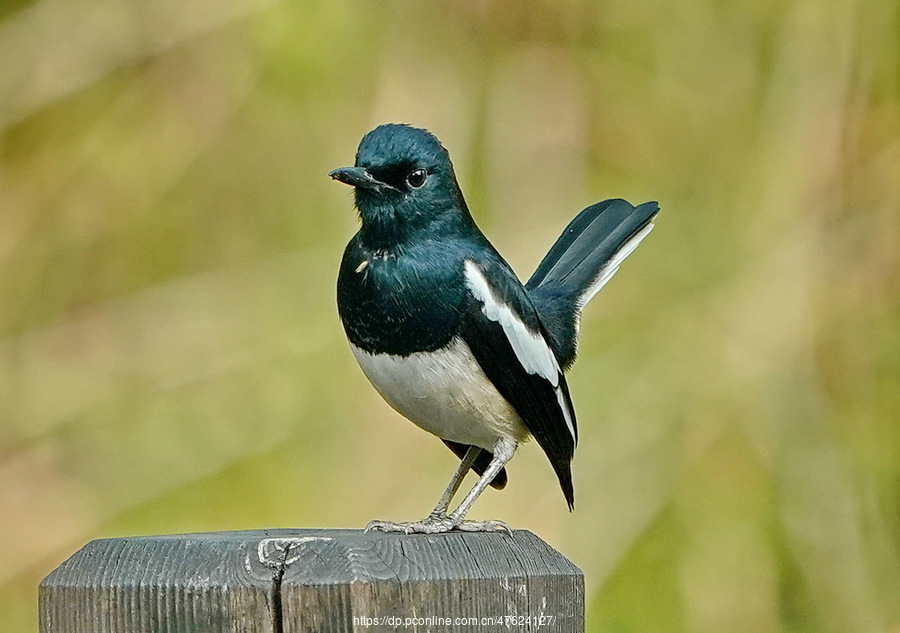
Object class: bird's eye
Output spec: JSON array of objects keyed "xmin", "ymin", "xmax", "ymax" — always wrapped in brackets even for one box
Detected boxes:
[{"xmin": 406, "ymin": 168, "xmax": 427, "ymax": 189}]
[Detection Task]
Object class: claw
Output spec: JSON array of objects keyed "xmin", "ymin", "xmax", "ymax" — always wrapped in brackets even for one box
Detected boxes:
[
  {"xmin": 364, "ymin": 517, "xmax": 454, "ymax": 534},
  {"xmin": 454, "ymin": 519, "xmax": 512, "ymax": 535},
  {"xmin": 365, "ymin": 519, "xmax": 404, "ymax": 533},
  {"xmin": 364, "ymin": 516, "xmax": 511, "ymax": 535}
]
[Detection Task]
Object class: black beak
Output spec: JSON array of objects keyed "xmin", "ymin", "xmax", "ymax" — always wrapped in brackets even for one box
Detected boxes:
[{"xmin": 329, "ymin": 167, "xmax": 397, "ymax": 193}]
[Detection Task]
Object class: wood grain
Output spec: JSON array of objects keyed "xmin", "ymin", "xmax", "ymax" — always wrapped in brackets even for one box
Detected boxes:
[{"xmin": 40, "ymin": 529, "xmax": 584, "ymax": 632}]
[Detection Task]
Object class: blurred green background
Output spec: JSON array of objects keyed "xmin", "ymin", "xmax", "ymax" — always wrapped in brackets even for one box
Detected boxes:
[{"xmin": 1, "ymin": 0, "xmax": 898, "ymax": 631}]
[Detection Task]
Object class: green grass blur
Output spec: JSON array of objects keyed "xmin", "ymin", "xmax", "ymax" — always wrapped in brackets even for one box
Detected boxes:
[{"xmin": 1, "ymin": 1, "xmax": 898, "ymax": 631}]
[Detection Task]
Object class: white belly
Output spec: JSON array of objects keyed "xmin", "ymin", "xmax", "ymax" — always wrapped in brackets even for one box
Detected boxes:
[{"xmin": 350, "ymin": 337, "xmax": 530, "ymax": 450}]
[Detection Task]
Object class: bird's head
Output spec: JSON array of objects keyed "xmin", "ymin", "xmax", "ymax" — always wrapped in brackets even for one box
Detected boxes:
[{"xmin": 330, "ymin": 124, "xmax": 471, "ymax": 247}]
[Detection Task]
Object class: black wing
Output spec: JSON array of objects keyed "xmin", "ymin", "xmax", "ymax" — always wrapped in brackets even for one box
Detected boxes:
[{"xmin": 460, "ymin": 258, "xmax": 576, "ymax": 509}]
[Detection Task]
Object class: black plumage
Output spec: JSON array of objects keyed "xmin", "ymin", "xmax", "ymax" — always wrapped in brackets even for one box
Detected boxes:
[
  {"xmin": 527, "ymin": 198, "xmax": 660, "ymax": 370},
  {"xmin": 332, "ymin": 123, "xmax": 658, "ymax": 533}
]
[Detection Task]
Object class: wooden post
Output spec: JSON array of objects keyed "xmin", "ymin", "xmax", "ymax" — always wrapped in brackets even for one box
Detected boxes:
[{"xmin": 40, "ymin": 529, "xmax": 584, "ymax": 632}]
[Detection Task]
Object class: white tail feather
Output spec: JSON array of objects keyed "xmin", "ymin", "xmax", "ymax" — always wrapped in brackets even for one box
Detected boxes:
[{"xmin": 576, "ymin": 223, "xmax": 654, "ymax": 310}]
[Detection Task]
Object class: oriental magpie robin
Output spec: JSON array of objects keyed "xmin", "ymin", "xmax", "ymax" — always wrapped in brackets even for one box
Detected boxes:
[{"xmin": 332, "ymin": 124, "xmax": 658, "ymax": 533}]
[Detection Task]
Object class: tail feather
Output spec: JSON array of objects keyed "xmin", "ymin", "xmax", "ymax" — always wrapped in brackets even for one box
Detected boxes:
[{"xmin": 527, "ymin": 199, "xmax": 659, "ymax": 369}]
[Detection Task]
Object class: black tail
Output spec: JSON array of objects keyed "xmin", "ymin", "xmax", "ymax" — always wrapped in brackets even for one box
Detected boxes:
[{"xmin": 527, "ymin": 199, "xmax": 659, "ymax": 369}]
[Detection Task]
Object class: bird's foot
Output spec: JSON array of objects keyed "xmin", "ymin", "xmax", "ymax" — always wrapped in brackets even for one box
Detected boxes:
[
  {"xmin": 365, "ymin": 513, "xmax": 453, "ymax": 534},
  {"xmin": 453, "ymin": 519, "xmax": 512, "ymax": 534},
  {"xmin": 365, "ymin": 514, "xmax": 511, "ymax": 535}
]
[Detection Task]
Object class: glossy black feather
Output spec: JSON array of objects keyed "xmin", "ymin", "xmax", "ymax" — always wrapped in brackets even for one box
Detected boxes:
[
  {"xmin": 442, "ymin": 440, "xmax": 508, "ymax": 489},
  {"xmin": 335, "ymin": 124, "xmax": 658, "ymax": 514},
  {"xmin": 339, "ymin": 229, "xmax": 577, "ymax": 506},
  {"xmin": 526, "ymin": 199, "xmax": 659, "ymax": 368},
  {"xmin": 460, "ymin": 258, "xmax": 576, "ymax": 510},
  {"xmin": 337, "ymin": 233, "xmax": 467, "ymax": 355}
]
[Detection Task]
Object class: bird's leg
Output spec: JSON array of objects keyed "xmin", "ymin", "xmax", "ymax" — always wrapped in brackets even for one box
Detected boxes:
[
  {"xmin": 364, "ymin": 446, "xmax": 478, "ymax": 533},
  {"xmin": 427, "ymin": 445, "xmax": 479, "ymax": 519},
  {"xmin": 366, "ymin": 439, "xmax": 517, "ymax": 534},
  {"xmin": 444, "ymin": 438, "xmax": 516, "ymax": 532}
]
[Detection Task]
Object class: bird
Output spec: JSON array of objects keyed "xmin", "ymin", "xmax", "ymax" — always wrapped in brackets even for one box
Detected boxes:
[{"xmin": 331, "ymin": 123, "xmax": 658, "ymax": 534}]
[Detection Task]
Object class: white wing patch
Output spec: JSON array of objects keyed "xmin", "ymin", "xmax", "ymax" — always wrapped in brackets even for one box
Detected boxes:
[
  {"xmin": 464, "ymin": 261, "xmax": 559, "ymax": 386},
  {"xmin": 464, "ymin": 260, "xmax": 577, "ymax": 443},
  {"xmin": 578, "ymin": 223, "xmax": 654, "ymax": 309}
]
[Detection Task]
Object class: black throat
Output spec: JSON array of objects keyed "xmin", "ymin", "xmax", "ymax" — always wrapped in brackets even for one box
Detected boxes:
[{"xmin": 337, "ymin": 231, "xmax": 475, "ymax": 357}]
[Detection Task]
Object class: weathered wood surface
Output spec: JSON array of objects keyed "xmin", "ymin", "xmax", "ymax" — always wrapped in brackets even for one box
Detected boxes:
[{"xmin": 40, "ymin": 529, "xmax": 584, "ymax": 633}]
